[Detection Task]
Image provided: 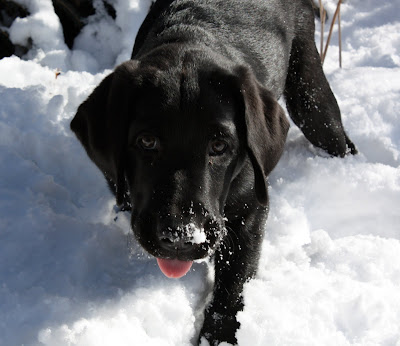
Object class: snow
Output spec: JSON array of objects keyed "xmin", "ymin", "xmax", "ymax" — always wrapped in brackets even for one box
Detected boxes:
[
  {"xmin": 191, "ymin": 226, "xmax": 207, "ymax": 245},
  {"xmin": 0, "ymin": 0, "xmax": 399, "ymax": 345}
]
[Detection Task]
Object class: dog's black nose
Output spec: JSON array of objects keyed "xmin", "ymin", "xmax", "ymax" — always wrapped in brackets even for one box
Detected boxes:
[{"xmin": 158, "ymin": 232, "xmax": 193, "ymax": 252}]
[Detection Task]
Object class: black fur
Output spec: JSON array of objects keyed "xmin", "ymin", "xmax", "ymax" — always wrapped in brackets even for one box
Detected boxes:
[{"xmin": 71, "ymin": 0, "xmax": 356, "ymax": 344}]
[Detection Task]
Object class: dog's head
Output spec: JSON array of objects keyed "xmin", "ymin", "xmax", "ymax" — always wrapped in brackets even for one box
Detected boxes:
[{"xmin": 71, "ymin": 50, "xmax": 289, "ymax": 275}]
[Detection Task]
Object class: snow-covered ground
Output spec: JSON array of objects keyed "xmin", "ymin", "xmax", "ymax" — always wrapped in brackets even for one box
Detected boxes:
[{"xmin": 1, "ymin": 0, "xmax": 399, "ymax": 345}]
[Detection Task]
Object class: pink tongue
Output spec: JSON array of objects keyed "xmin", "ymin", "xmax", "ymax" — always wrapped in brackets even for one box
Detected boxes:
[{"xmin": 156, "ymin": 258, "xmax": 193, "ymax": 278}]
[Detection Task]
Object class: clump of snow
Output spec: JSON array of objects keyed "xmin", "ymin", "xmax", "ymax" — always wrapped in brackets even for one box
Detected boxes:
[
  {"xmin": 190, "ymin": 225, "xmax": 207, "ymax": 244},
  {"xmin": 1, "ymin": 0, "xmax": 400, "ymax": 345}
]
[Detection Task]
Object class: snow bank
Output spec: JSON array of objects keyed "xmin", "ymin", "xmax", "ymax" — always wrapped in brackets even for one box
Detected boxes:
[{"xmin": 0, "ymin": 0, "xmax": 399, "ymax": 345}]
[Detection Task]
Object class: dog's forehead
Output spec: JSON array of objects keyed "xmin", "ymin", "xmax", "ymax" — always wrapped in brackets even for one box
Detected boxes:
[{"xmin": 132, "ymin": 73, "xmax": 238, "ymax": 134}]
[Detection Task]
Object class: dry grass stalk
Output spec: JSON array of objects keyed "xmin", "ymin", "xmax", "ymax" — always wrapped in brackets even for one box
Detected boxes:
[
  {"xmin": 319, "ymin": 0, "xmax": 325, "ymax": 60},
  {"xmin": 321, "ymin": 0, "xmax": 343, "ymax": 67},
  {"xmin": 338, "ymin": 6, "xmax": 342, "ymax": 67}
]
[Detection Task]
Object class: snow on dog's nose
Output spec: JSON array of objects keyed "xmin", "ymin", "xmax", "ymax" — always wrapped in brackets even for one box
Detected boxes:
[{"xmin": 158, "ymin": 223, "xmax": 207, "ymax": 249}]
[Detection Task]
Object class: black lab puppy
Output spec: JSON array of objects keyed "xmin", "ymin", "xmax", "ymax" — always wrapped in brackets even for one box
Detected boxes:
[{"xmin": 71, "ymin": 0, "xmax": 356, "ymax": 344}]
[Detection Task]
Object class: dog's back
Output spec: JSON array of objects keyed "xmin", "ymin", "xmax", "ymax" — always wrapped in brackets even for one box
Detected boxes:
[{"xmin": 132, "ymin": 0, "xmax": 309, "ymax": 97}]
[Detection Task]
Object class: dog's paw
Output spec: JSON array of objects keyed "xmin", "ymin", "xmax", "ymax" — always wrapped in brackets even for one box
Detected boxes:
[{"xmin": 198, "ymin": 311, "xmax": 239, "ymax": 346}]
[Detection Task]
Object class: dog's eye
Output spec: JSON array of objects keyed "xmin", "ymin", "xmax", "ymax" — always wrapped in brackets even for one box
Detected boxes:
[
  {"xmin": 137, "ymin": 135, "xmax": 159, "ymax": 151},
  {"xmin": 209, "ymin": 139, "xmax": 228, "ymax": 156}
]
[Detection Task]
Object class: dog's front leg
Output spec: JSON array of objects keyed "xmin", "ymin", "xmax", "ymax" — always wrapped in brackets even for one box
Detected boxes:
[{"xmin": 199, "ymin": 209, "xmax": 267, "ymax": 345}]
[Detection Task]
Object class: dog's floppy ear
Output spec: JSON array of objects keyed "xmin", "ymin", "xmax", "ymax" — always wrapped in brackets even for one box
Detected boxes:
[
  {"xmin": 70, "ymin": 61, "xmax": 138, "ymax": 206},
  {"xmin": 237, "ymin": 67, "xmax": 289, "ymax": 206}
]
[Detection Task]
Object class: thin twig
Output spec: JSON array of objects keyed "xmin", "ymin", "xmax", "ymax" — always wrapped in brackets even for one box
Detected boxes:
[
  {"xmin": 322, "ymin": 0, "xmax": 342, "ymax": 64},
  {"xmin": 322, "ymin": 8, "xmax": 326, "ymax": 59},
  {"xmin": 338, "ymin": 5, "xmax": 342, "ymax": 68},
  {"xmin": 319, "ymin": 0, "xmax": 325, "ymax": 60}
]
